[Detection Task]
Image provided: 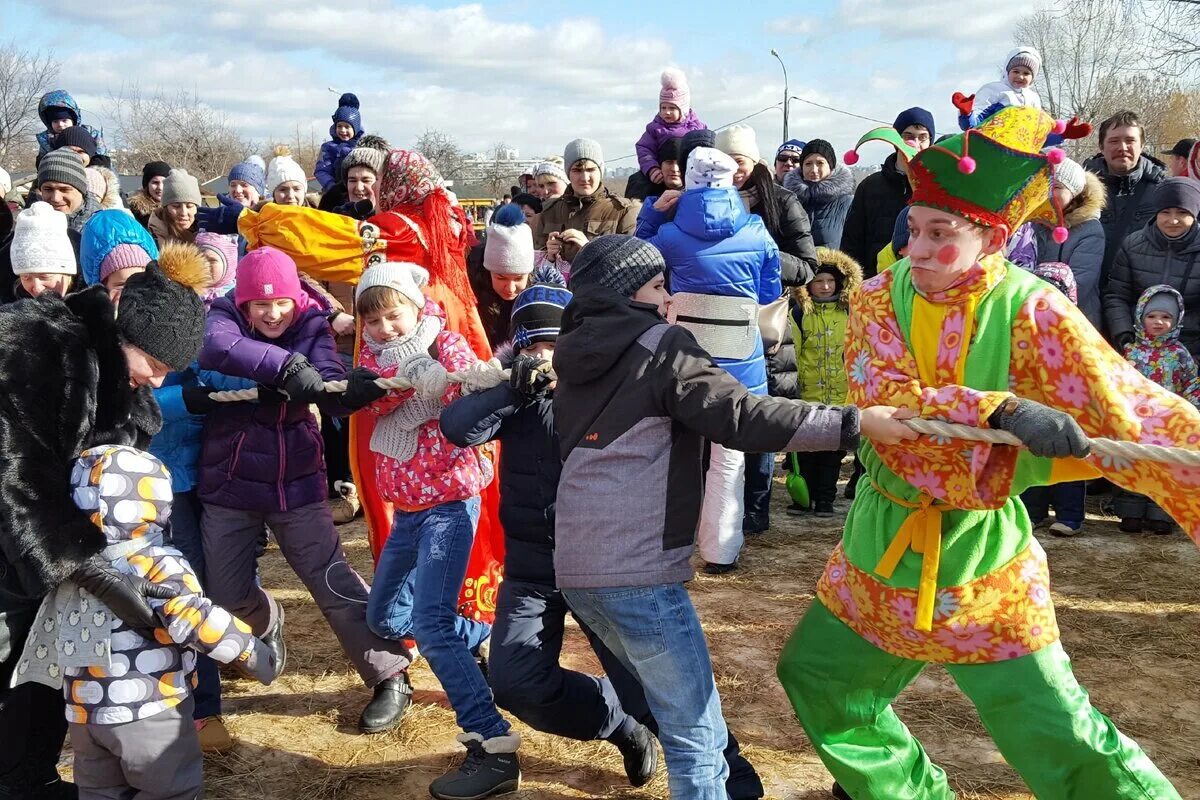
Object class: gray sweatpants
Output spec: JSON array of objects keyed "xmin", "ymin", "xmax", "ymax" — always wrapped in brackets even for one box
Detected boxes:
[
  {"xmin": 70, "ymin": 697, "xmax": 202, "ymax": 800},
  {"xmin": 201, "ymin": 501, "xmax": 410, "ymax": 687}
]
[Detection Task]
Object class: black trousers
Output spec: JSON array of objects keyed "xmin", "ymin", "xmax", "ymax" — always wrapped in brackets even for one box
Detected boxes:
[{"xmin": 797, "ymin": 450, "xmax": 845, "ymax": 506}]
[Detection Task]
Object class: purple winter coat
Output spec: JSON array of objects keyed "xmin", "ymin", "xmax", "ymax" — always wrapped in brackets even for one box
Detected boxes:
[
  {"xmin": 635, "ymin": 110, "xmax": 707, "ymax": 175},
  {"xmin": 197, "ymin": 298, "xmax": 346, "ymax": 512}
]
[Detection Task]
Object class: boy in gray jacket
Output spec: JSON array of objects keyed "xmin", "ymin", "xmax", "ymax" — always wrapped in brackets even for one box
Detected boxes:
[{"xmin": 552, "ymin": 234, "xmax": 914, "ymax": 799}]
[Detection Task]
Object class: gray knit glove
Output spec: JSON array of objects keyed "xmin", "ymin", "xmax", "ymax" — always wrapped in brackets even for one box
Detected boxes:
[
  {"xmin": 231, "ymin": 638, "xmax": 277, "ymax": 686},
  {"xmin": 988, "ymin": 398, "xmax": 1090, "ymax": 459},
  {"xmin": 402, "ymin": 356, "xmax": 450, "ymax": 400}
]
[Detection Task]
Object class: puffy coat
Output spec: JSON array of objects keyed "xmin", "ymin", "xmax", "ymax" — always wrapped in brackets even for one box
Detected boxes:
[
  {"xmin": 80, "ymin": 208, "xmax": 160, "ymax": 285},
  {"xmin": 150, "ymin": 365, "xmax": 246, "ymax": 494},
  {"xmin": 792, "ymin": 248, "xmax": 863, "ymax": 405},
  {"xmin": 1083, "ymin": 153, "xmax": 1167, "ymax": 279},
  {"xmin": 36, "ymin": 90, "xmax": 107, "ymax": 158},
  {"xmin": 841, "ymin": 152, "xmax": 911, "ymax": 279},
  {"xmin": 750, "ymin": 181, "xmax": 817, "ymax": 286},
  {"xmin": 635, "ymin": 110, "xmax": 707, "ymax": 175},
  {"xmin": 1104, "ymin": 220, "xmax": 1200, "ymax": 355},
  {"xmin": 1123, "ymin": 284, "xmax": 1200, "ymax": 403},
  {"xmin": 531, "ymin": 184, "xmax": 639, "ymax": 262},
  {"xmin": 643, "ymin": 185, "xmax": 781, "ymax": 394},
  {"xmin": 784, "ymin": 164, "xmax": 855, "ymax": 248},
  {"xmin": 197, "ymin": 299, "xmax": 347, "ymax": 511},
  {"xmin": 1034, "ymin": 171, "xmax": 1107, "ymax": 330},
  {"xmin": 316, "ymin": 134, "xmax": 361, "ymax": 192},
  {"xmin": 441, "ymin": 349, "xmax": 560, "ymax": 584}
]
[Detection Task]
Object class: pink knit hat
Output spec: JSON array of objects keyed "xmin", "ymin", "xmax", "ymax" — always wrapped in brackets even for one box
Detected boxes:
[
  {"xmin": 659, "ymin": 68, "xmax": 691, "ymax": 115},
  {"xmin": 234, "ymin": 246, "xmax": 302, "ymax": 307},
  {"xmin": 194, "ymin": 231, "xmax": 239, "ymax": 292},
  {"xmin": 100, "ymin": 243, "xmax": 153, "ymax": 283}
]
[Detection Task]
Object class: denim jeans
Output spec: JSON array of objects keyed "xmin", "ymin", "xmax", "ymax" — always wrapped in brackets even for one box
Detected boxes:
[
  {"xmin": 1021, "ymin": 482, "xmax": 1086, "ymax": 527},
  {"xmin": 742, "ymin": 452, "xmax": 775, "ymax": 524},
  {"xmin": 367, "ymin": 497, "xmax": 508, "ymax": 739},
  {"xmin": 167, "ymin": 490, "xmax": 221, "ymax": 719},
  {"xmin": 564, "ymin": 583, "xmax": 730, "ymax": 800}
]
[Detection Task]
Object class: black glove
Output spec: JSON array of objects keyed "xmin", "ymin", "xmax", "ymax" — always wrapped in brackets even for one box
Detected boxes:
[
  {"xmin": 342, "ymin": 367, "xmax": 387, "ymax": 411},
  {"xmin": 181, "ymin": 385, "xmax": 218, "ymax": 415},
  {"xmin": 988, "ymin": 397, "xmax": 1090, "ymax": 459},
  {"xmin": 1115, "ymin": 332, "xmax": 1135, "ymax": 352},
  {"xmin": 256, "ymin": 384, "xmax": 288, "ymax": 405},
  {"xmin": 71, "ymin": 559, "xmax": 179, "ymax": 635},
  {"xmin": 278, "ymin": 353, "xmax": 327, "ymax": 403},
  {"xmin": 509, "ymin": 355, "xmax": 553, "ymax": 398}
]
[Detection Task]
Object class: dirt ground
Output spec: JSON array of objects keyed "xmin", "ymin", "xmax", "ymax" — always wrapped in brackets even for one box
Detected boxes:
[{"xmin": 133, "ymin": 469, "xmax": 1200, "ymax": 800}]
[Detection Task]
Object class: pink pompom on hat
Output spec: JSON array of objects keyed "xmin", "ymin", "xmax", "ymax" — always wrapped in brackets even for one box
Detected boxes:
[
  {"xmin": 659, "ymin": 67, "xmax": 691, "ymax": 115},
  {"xmin": 234, "ymin": 246, "xmax": 302, "ymax": 307}
]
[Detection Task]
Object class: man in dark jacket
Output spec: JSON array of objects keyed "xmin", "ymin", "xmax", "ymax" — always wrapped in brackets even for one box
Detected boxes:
[
  {"xmin": 840, "ymin": 107, "xmax": 934, "ymax": 278},
  {"xmin": 0, "ymin": 265, "xmax": 207, "ymax": 799},
  {"xmin": 551, "ymin": 235, "xmax": 909, "ymax": 798},
  {"xmin": 1083, "ymin": 110, "xmax": 1167, "ymax": 281}
]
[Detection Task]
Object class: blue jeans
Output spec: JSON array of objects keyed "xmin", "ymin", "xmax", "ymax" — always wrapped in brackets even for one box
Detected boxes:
[
  {"xmin": 1021, "ymin": 482, "xmax": 1085, "ymax": 528},
  {"xmin": 564, "ymin": 583, "xmax": 730, "ymax": 800},
  {"xmin": 367, "ymin": 497, "xmax": 507, "ymax": 739},
  {"xmin": 168, "ymin": 490, "xmax": 221, "ymax": 719},
  {"xmin": 742, "ymin": 453, "xmax": 775, "ymax": 523}
]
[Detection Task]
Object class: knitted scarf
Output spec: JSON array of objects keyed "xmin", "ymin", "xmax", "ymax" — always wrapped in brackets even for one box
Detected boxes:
[{"xmin": 366, "ymin": 313, "xmax": 444, "ymax": 463}]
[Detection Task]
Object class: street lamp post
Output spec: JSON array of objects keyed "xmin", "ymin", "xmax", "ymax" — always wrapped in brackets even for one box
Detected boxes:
[{"xmin": 770, "ymin": 49, "xmax": 790, "ymax": 143}]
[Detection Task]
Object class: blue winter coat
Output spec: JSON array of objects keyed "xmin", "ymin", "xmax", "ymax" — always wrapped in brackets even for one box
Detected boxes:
[
  {"xmin": 36, "ymin": 90, "xmax": 107, "ymax": 158},
  {"xmin": 150, "ymin": 365, "xmax": 242, "ymax": 493},
  {"xmin": 79, "ymin": 210, "xmax": 159, "ymax": 285},
  {"xmin": 641, "ymin": 186, "xmax": 781, "ymax": 394},
  {"xmin": 315, "ymin": 135, "xmax": 361, "ymax": 191}
]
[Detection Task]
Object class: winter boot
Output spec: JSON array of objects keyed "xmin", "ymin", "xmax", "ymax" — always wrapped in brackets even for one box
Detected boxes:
[
  {"xmin": 262, "ymin": 599, "xmax": 287, "ymax": 680},
  {"xmin": 611, "ymin": 723, "xmax": 658, "ymax": 787},
  {"xmin": 703, "ymin": 561, "xmax": 738, "ymax": 575},
  {"xmin": 474, "ymin": 638, "xmax": 490, "ymax": 684},
  {"xmin": 1119, "ymin": 517, "xmax": 1144, "ymax": 533},
  {"xmin": 330, "ymin": 480, "xmax": 361, "ymax": 524},
  {"xmin": 429, "ymin": 733, "xmax": 521, "ymax": 800},
  {"xmin": 196, "ymin": 715, "xmax": 234, "ymax": 753},
  {"xmin": 831, "ymin": 782, "xmax": 851, "ymax": 800},
  {"xmin": 358, "ymin": 671, "xmax": 413, "ymax": 734},
  {"xmin": 814, "ymin": 501, "xmax": 835, "ymax": 518}
]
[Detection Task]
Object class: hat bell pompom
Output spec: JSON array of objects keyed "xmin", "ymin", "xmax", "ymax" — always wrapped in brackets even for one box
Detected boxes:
[
  {"xmin": 1047, "ymin": 148, "xmax": 1066, "ymax": 165},
  {"xmin": 660, "ymin": 67, "xmax": 686, "ymax": 89},
  {"xmin": 957, "ymin": 156, "xmax": 977, "ymax": 174},
  {"xmin": 843, "ymin": 150, "xmax": 860, "ymax": 166},
  {"xmin": 1052, "ymin": 119, "xmax": 1067, "ymax": 135}
]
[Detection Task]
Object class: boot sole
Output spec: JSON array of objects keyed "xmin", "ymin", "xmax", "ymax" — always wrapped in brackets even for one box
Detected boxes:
[{"xmin": 428, "ymin": 776, "xmax": 521, "ymax": 800}]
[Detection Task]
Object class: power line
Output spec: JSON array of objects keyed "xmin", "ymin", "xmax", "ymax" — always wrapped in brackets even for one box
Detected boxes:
[
  {"xmin": 606, "ymin": 102, "xmax": 785, "ymax": 163},
  {"xmin": 789, "ymin": 95, "xmax": 890, "ymax": 126}
]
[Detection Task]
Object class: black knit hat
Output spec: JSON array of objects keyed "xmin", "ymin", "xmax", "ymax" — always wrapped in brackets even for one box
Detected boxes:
[
  {"xmin": 511, "ymin": 192, "xmax": 543, "ymax": 214},
  {"xmin": 658, "ymin": 137, "xmax": 683, "ymax": 165},
  {"xmin": 117, "ymin": 262, "xmax": 206, "ymax": 371},
  {"xmin": 1152, "ymin": 177, "xmax": 1200, "ymax": 217},
  {"xmin": 54, "ymin": 126, "xmax": 97, "ymax": 159},
  {"xmin": 142, "ymin": 161, "xmax": 171, "ymax": 191},
  {"xmin": 800, "ymin": 139, "xmax": 837, "ymax": 171},
  {"xmin": 677, "ymin": 129, "xmax": 717, "ymax": 178},
  {"xmin": 568, "ymin": 234, "xmax": 665, "ymax": 299}
]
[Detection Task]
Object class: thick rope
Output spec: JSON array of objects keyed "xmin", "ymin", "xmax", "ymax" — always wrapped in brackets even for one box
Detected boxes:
[{"xmin": 207, "ymin": 363, "xmax": 1200, "ymax": 467}]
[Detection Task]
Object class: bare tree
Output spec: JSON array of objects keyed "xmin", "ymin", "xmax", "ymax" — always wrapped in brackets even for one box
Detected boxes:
[
  {"xmin": 107, "ymin": 86, "xmax": 248, "ymax": 182},
  {"xmin": 1144, "ymin": 0, "xmax": 1200, "ymax": 78},
  {"xmin": 413, "ymin": 128, "xmax": 467, "ymax": 182},
  {"xmin": 479, "ymin": 142, "xmax": 520, "ymax": 198},
  {"xmin": 0, "ymin": 42, "xmax": 59, "ymax": 164}
]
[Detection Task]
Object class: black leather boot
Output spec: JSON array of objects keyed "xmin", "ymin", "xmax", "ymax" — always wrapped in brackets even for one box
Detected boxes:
[{"xmin": 358, "ymin": 671, "xmax": 413, "ymax": 734}]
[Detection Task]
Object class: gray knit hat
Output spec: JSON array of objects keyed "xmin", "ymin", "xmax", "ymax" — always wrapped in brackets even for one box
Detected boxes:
[
  {"xmin": 564, "ymin": 138, "xmax": 604, "ymax": 175},
  {"xmin": 37, "ymin": 150, "xmax": 88, "ymax": 196},
  {"xmin": 161, "ymin": 168, "xmax": 202, "ymax": 207},
  {"xmin": 568, "ymin": 235, "xmax": 665, "ymax": 298},
  {"xmin": 340, "ymin": 134, "xmax": 390, "ymax": 182}
]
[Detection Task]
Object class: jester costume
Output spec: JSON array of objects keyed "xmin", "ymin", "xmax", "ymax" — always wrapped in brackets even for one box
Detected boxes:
[
  {"xmin": 777, "ymin": 108, "xmax": 1196, "ymax": 799},
  {"xmin": 238, "ymin": 151, "xmax": 503, "ymax": 622}
]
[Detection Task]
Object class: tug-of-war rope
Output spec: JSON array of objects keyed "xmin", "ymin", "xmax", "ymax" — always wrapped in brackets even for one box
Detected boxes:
[{"xmin": 208, "ymin": 362, "xmax": 1200, "ymax": 468}]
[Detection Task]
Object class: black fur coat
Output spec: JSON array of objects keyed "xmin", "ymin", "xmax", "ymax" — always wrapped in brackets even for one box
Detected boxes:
[{"xmin": 0, "ymin": 286, "xmax": 162, "ymax": 670}]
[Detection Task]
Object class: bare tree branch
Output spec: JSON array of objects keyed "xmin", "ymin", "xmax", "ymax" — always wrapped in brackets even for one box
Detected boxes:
[
  {"xmin": 0, "ymin": 41, "xmax": 59, "ymax": 167},
  {"xmin": 413, "ymin": 128, "xmax": 467, "ymax": 182}
]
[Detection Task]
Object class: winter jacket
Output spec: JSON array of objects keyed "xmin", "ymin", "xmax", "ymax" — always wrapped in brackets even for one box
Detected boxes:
[
  {"xmin": 748, "ymin": 181, "xmax": 817, "ymax": 287},
  {"xmin": 784, "ymin": 165, "xmax": 856, "ymax": 248},
  {"xmin": 197, "ymin": 299, "xmax": 348, "ymax": 512},
  {"xmin": 359, "ymin": 301, "xmax": 492, "ymax": 511},
  {"xmin": 635, "ymin": 110, "xmax": 707, "ymax": 175},
  {"xmin": 36, "ymin": 90, "xmax": 107, "ymax": 158},
  {"xmin": 1083, "ymin": 154, "xmax": 1167, "ymax": 279},
  {"xmin": 551, "ymin": 284, "xmax": 859, "ymax": 589},
  {"xmin": 316, "ymin": 134, "xmax": 361, "ymax": 192},
  {"xmin": 841, "ymin": 153, "xmax": 911, "ymax": 279},
  {"xmin": 148, "ymin": 208, "xmax": 197, "ymax": 247},
  {"xmin": 1034, "ymin": 171, "xmax": 1107, "ymax": 330},
  {"xmin": 0, "ymin": 287, "xmax": 162, "ymax": 678},
  {"xmin": 766, "ymin": 320, "xmax": 799, "ymax": 400},
  {"xmin": 532, "ymin": 184, "xmax": 640, "ymax": 262},
  {"xmin": 441, "ymin": 352, "xmax": 559, "ymax": 584},
  {"xmin": 639, "ymin": 185, "xmax": 782, "ymax": 394},
  {"xmin": 793, "ymin": 248, "xmax": 863, "ymax": 405},
  {"xmin": 1103, "ymin": 220, "xmax": 1200, "ymax": 355},
  {"xmin": 127, "ymin": 190, "xmax": 159, "ymax": 230},
  {"xmin": 150, "ymin": 365, "xmax": 243, "ymax": 494},
  {"xmin": 79, "ymin": 208, "xmax": 160, "ymax": 285},
  {"xmin": 1006, "ymin": 223, "xmax": 1038, "ymax": 270},
  {"xmin": 1123, "ymin": 285, "xmax": 1200, "ymax": 405}
]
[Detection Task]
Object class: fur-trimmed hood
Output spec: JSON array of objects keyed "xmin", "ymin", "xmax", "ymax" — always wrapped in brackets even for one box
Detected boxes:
[
  {"xmin": 1063, "ymin": 171, "xmax": 1106, "ymax": 229},
  {"xmin": 127, "ymin": 190, "xmax": 159, "ymax": 219},
  {"xmin": 794, "ymin": 247, "xmax": 863, "ymax": 313}
]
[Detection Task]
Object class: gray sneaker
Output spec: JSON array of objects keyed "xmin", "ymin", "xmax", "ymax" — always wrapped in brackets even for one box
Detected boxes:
[{"xmin": 429, "ymin": 733, "xmax": 521, "ymax": 800}]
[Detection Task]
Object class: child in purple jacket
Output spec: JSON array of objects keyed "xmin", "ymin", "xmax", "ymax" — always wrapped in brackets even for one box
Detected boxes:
[
  {"xmin": 634, "ymin": 68, "xmax": 707, "ymax": 192},
  {"xmin": 195, "ymin": 246, "xmax": 414, "ymax": 735}
]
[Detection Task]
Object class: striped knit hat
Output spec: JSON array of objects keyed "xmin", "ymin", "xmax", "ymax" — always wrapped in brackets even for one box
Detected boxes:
[{"xmin": 510, "ymin": 282, "xmax": 572, "ymax": 349}]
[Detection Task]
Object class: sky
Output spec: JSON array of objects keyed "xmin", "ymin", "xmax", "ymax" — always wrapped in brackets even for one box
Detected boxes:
[{"xmin": 1, "ymin": 0, "xmax": 1040, "ymax": 176}]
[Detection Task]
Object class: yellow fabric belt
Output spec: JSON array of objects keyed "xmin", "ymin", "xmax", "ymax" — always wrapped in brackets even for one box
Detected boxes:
[{"xmin": 871, "ymin": 481, "xmax": 945, "ymax": 632}]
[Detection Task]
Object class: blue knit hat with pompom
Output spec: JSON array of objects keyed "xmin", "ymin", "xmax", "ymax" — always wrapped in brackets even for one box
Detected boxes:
[{"xmin": 332, "ymin": 93, "xmax": 362, "ymax": 138}]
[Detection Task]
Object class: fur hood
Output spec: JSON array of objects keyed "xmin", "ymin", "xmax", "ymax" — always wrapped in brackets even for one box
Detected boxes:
[
  {"xmin": 127, "ymin": 190, "xmax": 159, "ymax": 219},
  {"xmin": 1063, "ymin": 172, "xmax": 1106, "ymax": 229},
  {"xmin": 794, "ymin": 247, "xmax": 863, "ymax": 313}
]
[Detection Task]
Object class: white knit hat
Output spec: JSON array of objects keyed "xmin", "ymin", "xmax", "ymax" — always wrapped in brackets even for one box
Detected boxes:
[
  {"xmin": 266, "ymin": 148, "xmax": 308, "ymax": 193},
  {"xmin": 685, "ymin": 147, "xmax": 736, "ymax": 190},
  {"xmin": 356, "ymin": 261, "xmax": 428, "ymax": 309},
  {"xmin": 483, "ymin": 220, "xmax": 535, "ymax": 275},
  {"xmin": 715, "ymin": 124, "xmax": 762, "ymax": 164},
  {"xmin": 11, "ymin": 201, "xmax": 77, "ymax": 276}
]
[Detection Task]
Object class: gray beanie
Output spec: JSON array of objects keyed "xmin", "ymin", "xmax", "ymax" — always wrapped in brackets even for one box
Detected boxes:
[
  {"xmin": 568, "ymin": 234, "xmax": 665, "ymax": 298},
  {"xmin": 564, "ymin": 138, "xmax": 604, "ymax": 175},
  {"xmin": 37, "ymin": 150, "xmax": 88, "ymax": 196},
  {"xmin": 1054, "ymin": 157, "xmax": 1086, "ymax": 200},
  {"xmin": 340, "ymin": 134, "xmax": 390, "ymax": 182},
  {"xmin": 161, "ymin": 168, "xmax": 202, "ymax": 207}
]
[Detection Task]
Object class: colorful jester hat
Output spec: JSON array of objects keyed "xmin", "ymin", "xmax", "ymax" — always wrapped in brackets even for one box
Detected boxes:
[{"xmin": 844, "ymin": 106, "xmax": 1090, "ymax": 244}]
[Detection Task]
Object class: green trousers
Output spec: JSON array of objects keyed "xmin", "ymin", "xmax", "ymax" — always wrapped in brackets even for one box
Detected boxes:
[{"xmin": 777, "ymin": 602, "xmax": 1181, "ymax": 800}]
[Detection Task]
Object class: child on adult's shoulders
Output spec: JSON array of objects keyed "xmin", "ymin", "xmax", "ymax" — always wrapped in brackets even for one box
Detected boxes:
[{"xmin": 634, "ymin": 68, "xmax": 707, "ymax": 193}]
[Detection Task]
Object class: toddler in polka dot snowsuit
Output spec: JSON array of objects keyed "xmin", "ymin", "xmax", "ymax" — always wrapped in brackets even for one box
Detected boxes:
[{"xmin": 15, "ymin": 446, "xmax": 275, "ymax": 800}]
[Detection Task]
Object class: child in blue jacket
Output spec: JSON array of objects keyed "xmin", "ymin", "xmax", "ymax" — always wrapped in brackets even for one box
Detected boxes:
[{"xmin": 315, "ymin": 93, "xmax": 364, "ymax": 192}]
